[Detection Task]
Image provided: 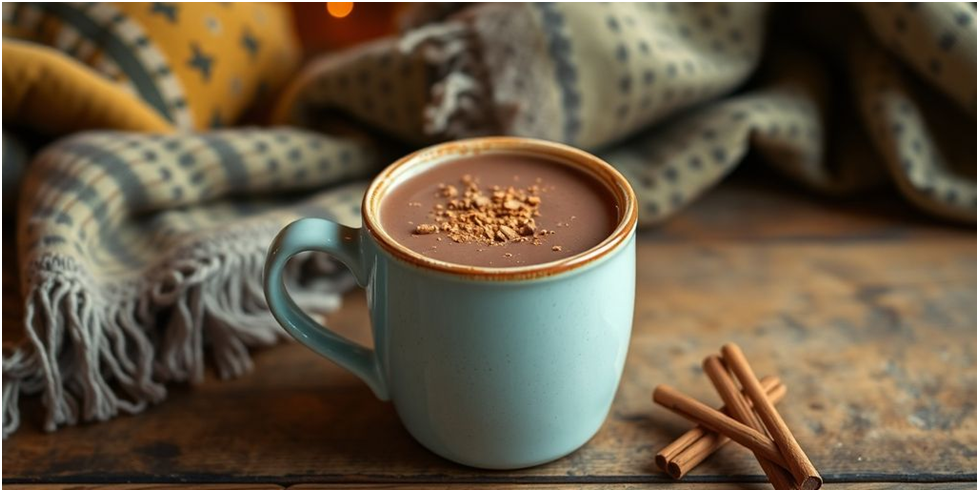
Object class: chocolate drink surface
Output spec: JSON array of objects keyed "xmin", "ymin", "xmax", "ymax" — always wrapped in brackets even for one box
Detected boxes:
[{"xmin": 379, "ymin": 153, "xmax": 619, "ymax": 268}]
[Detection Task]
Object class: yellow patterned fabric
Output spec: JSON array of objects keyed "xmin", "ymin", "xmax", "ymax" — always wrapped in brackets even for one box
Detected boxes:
[
  {"xmin": 2, "ymin": 2, "xmax": 300, "ymax": 130},
  {"xmin": 2, "ymin": 40, "xmax": 173, "ymax": 136}
]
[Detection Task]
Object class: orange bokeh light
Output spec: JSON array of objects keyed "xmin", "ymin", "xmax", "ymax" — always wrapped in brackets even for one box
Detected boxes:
[{"xmin": 326, "ymin": 2, "xmax": 354, "ymax": 19}]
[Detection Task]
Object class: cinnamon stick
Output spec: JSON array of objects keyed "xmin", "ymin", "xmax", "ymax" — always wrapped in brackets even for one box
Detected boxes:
[
  {"xmin": 652, "ymin": 385, "xmax": 789, "ymax": 469},
  {"xmin": 654, "ymin": 425, "xmax": 712, "ymax": 473},
  {"xmin": 722, "ymin": 343, "xmax": 822, "ymax": 490},
  {"xmin": 664, "ymin": 432, "xmax": 726, "ymax": 480},
  {"xmin": 655, "ymin": 375, "xmax": 786, "ymax": 479},
  {"xmin": 704, "ymin": 355, "xmax": 797, "ymax": 489}
]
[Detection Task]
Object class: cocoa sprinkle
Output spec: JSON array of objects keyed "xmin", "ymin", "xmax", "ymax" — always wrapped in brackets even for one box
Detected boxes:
[
  {"xmin": 415, "ymin": 224, "xmax": 439, "ymax": 235},
  {"xmin": 413, "ymin": 175, "xmax": 558, "ymax": 248}
]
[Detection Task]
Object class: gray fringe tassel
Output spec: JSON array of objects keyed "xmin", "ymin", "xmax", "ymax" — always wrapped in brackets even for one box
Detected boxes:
[{"xmin": 2, "ymin": 224, "xmax": 352, "ymax": 438}]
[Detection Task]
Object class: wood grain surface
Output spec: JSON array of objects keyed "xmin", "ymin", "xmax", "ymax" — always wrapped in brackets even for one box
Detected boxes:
[
  {"xmin": 3, "ymin": 176, "xmax": 976, "ymax": 489},
  {"xmin": 4, "ymin": 482, "xmax": 976, "ymax": 490}
]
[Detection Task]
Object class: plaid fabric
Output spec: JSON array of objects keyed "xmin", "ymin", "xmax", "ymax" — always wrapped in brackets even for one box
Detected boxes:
[
  {"xmin": 4, "ymin": 129, "xmax": 379, "ymax": 436},
  {"xmin": 4, "ymin": 2, "xmax": 975, "ymax": 437}
]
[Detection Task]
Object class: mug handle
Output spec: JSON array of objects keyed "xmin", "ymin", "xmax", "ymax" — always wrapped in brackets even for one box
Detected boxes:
[{"xmin": 263, "ymin": 217, "xmax": 389, "ymax": 400}]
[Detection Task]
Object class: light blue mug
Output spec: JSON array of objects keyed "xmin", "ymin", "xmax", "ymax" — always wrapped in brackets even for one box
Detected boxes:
[{"xmin": 264, "ymin": 137, "xmax": 638, "ymax": 469}]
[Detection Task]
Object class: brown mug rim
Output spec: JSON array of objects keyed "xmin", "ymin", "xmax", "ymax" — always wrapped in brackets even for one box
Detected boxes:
[{"xmin": 362, "ymin": 137, "xmax": 638, "ymax": 281}]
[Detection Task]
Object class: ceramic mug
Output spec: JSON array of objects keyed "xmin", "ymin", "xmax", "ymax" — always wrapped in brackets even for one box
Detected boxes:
[{"xmin": 264, "ymin": 137, "xmax": 638, "ymax": 469}]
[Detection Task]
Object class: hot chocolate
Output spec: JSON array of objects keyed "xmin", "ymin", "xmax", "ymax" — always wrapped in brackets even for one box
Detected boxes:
[{"xmin": 379, "ymin": 153, "xmax": 619, "ymax": 267}]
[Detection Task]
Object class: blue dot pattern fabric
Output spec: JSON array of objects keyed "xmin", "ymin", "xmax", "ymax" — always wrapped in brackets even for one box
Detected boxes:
[{"xmin": 278, "ymin": 3, "xmax": 975, "ymax": 223}]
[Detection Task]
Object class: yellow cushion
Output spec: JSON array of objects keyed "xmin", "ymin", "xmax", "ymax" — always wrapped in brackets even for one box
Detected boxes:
[
  {"xmin": 2, "ymin": 40, "xmax": 173, "ymax": 136},
  {"xmin": 2, "ymin": 2, "xmax": 301, "ymax": 129}
]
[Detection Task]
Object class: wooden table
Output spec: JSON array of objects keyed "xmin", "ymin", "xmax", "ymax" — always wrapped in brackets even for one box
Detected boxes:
[{"xmin": 4, "ymin": 175, "xmax": 976, "ymax": 489}]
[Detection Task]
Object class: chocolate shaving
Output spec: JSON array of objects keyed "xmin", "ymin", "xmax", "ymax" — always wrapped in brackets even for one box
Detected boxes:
[
  {"xmin": 414, "ymin": 224, "xmax": 439, "ymax": 235},
  {"xmin": 413, "ymin": 176, "xmax": 552, "ymax": 247}
]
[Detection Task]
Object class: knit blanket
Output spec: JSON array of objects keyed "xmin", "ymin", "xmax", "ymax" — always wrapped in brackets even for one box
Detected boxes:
[{"xmin": 3, "ymin": 3, "xmax": 975, "ymax": 437}]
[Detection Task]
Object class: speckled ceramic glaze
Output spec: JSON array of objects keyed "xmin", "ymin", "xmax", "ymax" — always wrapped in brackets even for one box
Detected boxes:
[{"xmin": 264, "ymin": 137, "xmax": 638, "ymax": 469}]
